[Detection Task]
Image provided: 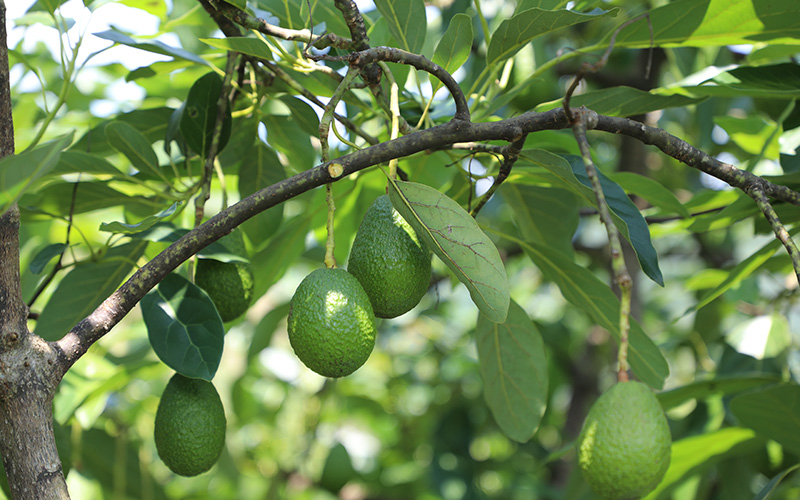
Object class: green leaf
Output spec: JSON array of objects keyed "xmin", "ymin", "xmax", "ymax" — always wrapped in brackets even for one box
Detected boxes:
[
  {"xmin": 72, "ymin": 107, "xmax": 175, "ymax": 156},
  {"xmin": 93, "ymin": 29, "xmax": 208, "ymax": 65},
  {"xmin": 251, "ymin": 215, "xmax": 310, "ymax": 299},
  {"xmin": 715, "ymin": 115, "xmax": 782, "ymax": 157},
  {"xmin": 657, "ymin": 374, "xmax": 781, "ymax": 410},
  {"xmin": 29, "ymin": 243, "xmax": 67, "ymax": 274},
  {"xmin": 609, "ymin": 171, "xmax": 692, "ymax": 218},
  {"xmin": 487, "ymin": 8, "xmax": 617, "ymax": 67},
  {"xmin": 180, "ymin": 72, "xmax": 233, "ymax": 158},
  {"xmin": 432, "ymin": 14, "xmax": 473, "ymax": 76},
  {"xmin": 373, "ymin": 0, "xmax": 427, "ymax": 53},
  {"xmin": 141, "ymin": 273, "xmax": 225, "ymax": 381},
  {"xmin": 727, "ymin": 313, "xmax": 792, "ymax": 359},
  {"xmin": 200, "ymin": 37, "xmax": 272, "ymax": 60},
  {"xmin": 99, "ymin": 203, "xmax": 179, "ymax": 235},
  {"xmin": 238, "ymin": 144, "xmax": 286, "ymax": 247},
  {"xmin": 616, "ymin": 0, "xmax": 800, "ymax": 49},
  {"xmin": 388, "ymin": 180, "xmax": 510, "ymax": 323},
  {"xmin": 247, "ymin": 302, "xmax": 291, "ymax": 361},
  {"xmin": 35, "ymin": 241, "xmax": 148, "ymax": 341},
  {"xmin": 52, "ymin": 151, "xmax": 124, "ymax": 177},
  {"xmin": 500, "ymin": 184, "xmax": 578, "ymax": 256},
  {"xmin": 475, "ymin": 300, "xmax": 548, "ymax": 443},
  {"xmin": 752, "ymin": 464, "xmax": 800, "ymax": 500},
  {"xmin": 104, "ymin": 121, "xmax": 163, "ymax": 179},
  {"xmin": 642, "ymin": 428, "xmax": 761, "ymax": 499},
  {"xmin": 278, "ymin": 95, "xmax": 320, "ymax": 137},
  {"xmin": 0, "ymin": 133, "xmax": 72, "ymax": 214},
  {"xmin": 511, "ymin": 237, "xmax": 668, "ymax": 388},
  {"xmin": 536, "ymin": 86, "xmax": 707, "ymax": 117},
  {"xmin": 731, "ymin": 384, "xmax": 800, "ymax": 455},
  {"xmin": 21, "ymin": 182, "xmax": 156, "ymax": 217}
]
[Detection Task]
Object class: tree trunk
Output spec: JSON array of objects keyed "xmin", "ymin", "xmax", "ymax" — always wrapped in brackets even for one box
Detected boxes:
[{"xmin": 0, "ymin": 2, "xmax": 71, "ymax": 497}]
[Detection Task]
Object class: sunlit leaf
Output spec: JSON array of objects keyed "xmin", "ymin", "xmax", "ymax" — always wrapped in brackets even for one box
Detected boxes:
[
  {"xmin": 476, "ymin": 300, "xmax": 548, "ymax": 442},
  {"xmin": 200, "ymin": 37, "xmax": 272, "ymax": 60},
  {"xmin": 93, "ymin": 29, "xmax": 208, "ymax": 65},
  {"xmin": 99, "ymin": 203, "xmax": 179, "ymax": 235},
  {"xmin": 374, "ymin": 0, "xmax": 427, "ymax": 53},
  {"xmin": 141, "ymin": 273, "xmax": 225, "ymax": 381},
  {"xmin": 731, "ymin": 384, "xmax": 800, "ymax": 455},
  {"xmin": 105, "ymin": 121, "xmax": 163, "ymax": 179},
  {"xmin": 0, "ymin": 133, "xmax": 72, "ymax": 214},
  {"xmin": 536, "ymin": 86, "xmax": 706, "ymax": 117},
  {"xmin": 433, "ymin": 14, "xmax": 473, "ymax": 76},
  {"xmin": 388, "ymin": 179, "xmax": 510, "ymax": 323}
]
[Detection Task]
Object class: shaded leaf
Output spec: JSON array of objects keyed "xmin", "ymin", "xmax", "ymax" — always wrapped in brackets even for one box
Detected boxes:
[
  {"xmin": 752, "ymin": 464, "xmax": 800, "ymax": 500},
  {"xmin": 141, "ymin": 273, "xmax": 225, "ymax": 380},
  {"xmin": 94, "ymin": 29, "xmax": 208, "ymax": 65},
  {"xmin": 487, "ymin": 7, "xmax": 617, "ymax": 66},
  {"xmin": 99, "ymin": 203, "xmax": 179, "ymax": 235},
  {"xmin": 0, "ymin": 134, "xmax": 72, "ymax": 213},
  {"xmin": 536, "ymin": 86, "xmax": 706, "ymax": 117},
  {"xmin": 250, "ymin": 215, "xmax": 310, "ymax": 299},
  {"xmin": 35, "ymin": 241, "xmax": 148, "ymax": 341},
  {"xmin": 105, "ymin": 121, "xmax": 163, "ymax": 179},
  {"xmin": 731, "ymin": 384, "xmax": 800, "ymax": 456},
  {"xmin": 200, "ymin": 37, "xmax": 272, "ymax": 60},
  {"xmin": 500, "ymin": 183, "xmax": 578, "ymax": 257},
  {"xmin": 374, "ymin": 0, "xmax": 427, "ymax": 53},
  {"xmin": 238, "ymin": 144, "xmax": 286, "ymax": 247},
  {"xmin": 642, "ymin": 428, "xmax": 761, "ymax": 499},
  {"xmin": 21, "ymin": 182, "xmax": 156, "ymax": 217},
  {"xmin": 476, "ymin": 300, "xmax": 548, "ymax": 443},
  {"xmin": 657, "ymin": 374, "xmax": 781, "ymax": 410},
  {"xmin": 432, "ymin": 14, "xmax": 473, "ymax": 75},
  {"xmin": 247, "ymin": 302, "xmax": 290, "ymax": 361},
  {"xmin": 388, "ymin": 180, "xmax": 510, "ymax": 323},
  {"xmin": 609, "ymin": 171, "xmax": 692, "ymax": 218},
  {"xmin": 29, "ymin": 243, "xmax": 67, "ymax": 274},
  {"xmin": 180, "ymin": 72, "xmax": 233, "ymax": 158},
  {"xmin": 52, "ymin": 151, "xmax": 124, "ymax": 177},
  {"xmin": 72, "ymin": 107, "xmax": 175, "ymax": 156}
]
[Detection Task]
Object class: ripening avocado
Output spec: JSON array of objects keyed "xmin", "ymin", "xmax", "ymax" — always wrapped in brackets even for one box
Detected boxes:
[
  {"xmin": 195, "ymin": 229, "xmax": 254, "ymax": 322},
  {"xmin": 578, "ymin": 380, "xmax": 672, "ymax": 500},
  {"xmin": 347, "ymin": 195, "xmax": 431, "ymax": 318},
  {"xmin": 154, "ymin": 374, "xmax": 226, "ymax": 477},
  {"xmin": 288, "ymin": 268, "xmax": 377, "ymax": 378}
]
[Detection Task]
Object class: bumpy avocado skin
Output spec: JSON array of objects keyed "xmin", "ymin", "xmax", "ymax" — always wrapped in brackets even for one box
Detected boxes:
[
  {"xmin": 154, "ymin": 374, "xmax": 227, "ymax": 477},
  {"xmin": 195, "ymin": 230, "xmax": 254, "ymax": 322},
  {"xmin": 288, "ymin": 268, "xmax": 377, "ymax": 378},
  {"xmin": 347, "ymin": 195, "xmax": 431, "ymax": 318},
  {"xmin": 578, "ymin": 381, "xmax": 672, "ymax": 500}
]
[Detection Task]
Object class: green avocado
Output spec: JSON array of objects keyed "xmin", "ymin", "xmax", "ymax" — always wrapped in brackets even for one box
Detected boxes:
[
  {"xmin": 154, "ymin": 374, "xmax": 227, "ymax": 477},
  {"xmin": 195, "ymin": 230, "xmax": 254, "ymax": 322},
  {"xmin": 578, "ymin": 380, "xmax": 672, "ymax": 500},
  {"xmin": 347, "ymin": 195, "xmax": 431, "ymax": 318},
  {"xmin": 288, "ymin": 268, "xmax": 377, "ymax": 378}
]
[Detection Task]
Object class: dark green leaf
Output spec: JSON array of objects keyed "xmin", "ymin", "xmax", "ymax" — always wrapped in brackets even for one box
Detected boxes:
[
  {"xmin": 500, "ymin": 183, "xmax": 578, "ymax": 256},
  {"xmin": 374, "ymin": 0, "xmax": 427, "ymax": 53},
  {"xmin": 475, "ymin": 300, "xmax": 548, "ymax": 443},
  {"xmin": 657, "ymin": 374, "xmax": 782, "ymax": 410},
  {"xmin": 180, "ymin": 72, "xmax": 233, "ymax": 158},
  {"xmin": 752, "ymin": 464, "xmax": 800, "ymax": 500},
  {"xmin": 35, "ymin": 241, "xmax": 148, "ymax": 341},
  {"xmin": 99, "ymin": 203, "xmax": 179, "ymax": 235},
  {"xmin": 487, "ymin": 8, "xmax": 617, "ymax": 67},
  {"xmin": 52, "ymin": 151, "xmax": 124, "ymax": 177},
  {"xmin": 29, "ymin": 243, "xmax": 67, "ymax": 274},
  {"xmin": 21, "ymin": 182, "xmax": 157, "ymax": 217},
  {"xmin": 731, "ymin": 384, "xmax": 800, "ymax": 455},
  {"xmin": 141, "ymin": 273, "xmax": 225, "ymax": 380},
  {"xmin": 516, "ymin": 238, "xmax": 668, "ymax": 388},
  {"xmin": 0, "ymin": 134, "xmax": 72, "ymax": 213},
  {"xmin": 388, "ymin": 180, "xmax": 510, "ymax": 323},
  {"xmin": 93, "ymin": 29, "xmax": 208, "ymax": 65},
  {"xmin": 278, "ymin": 95, "xmax": 320, "ymax": 137},
  {"xmin": 105, "ymin": 121, "xmax": 163, "ymax": 179},
  {"xmin": 238, "ymin": 144, "xmax": 285, "ymax": 247}
]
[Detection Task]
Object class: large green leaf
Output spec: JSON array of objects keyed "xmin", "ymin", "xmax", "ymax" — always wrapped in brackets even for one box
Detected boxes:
[
  {"xmin": 518, "ymin": 150, "xmax": 664, "ymax": 286},
  {"xmin": 35, "ymin": 241, "xmax": 148, "ymax": 341},
  {"xmin": 180, "ymin": 72, "xmax": 233, "ymax": 158},
  {"xmin": 238, "ymin": 143, "xmax": 286, "ymax": 247},
  {"xmin": 615, "ymin": 0, "xmax": 800, "ymax": 49},
  {"xmin": 657, "ymin": 374, "xmax": 781, "ymax": 410},
  {"xmin": 141, "ymin": 273, "xmax": 225, "ymax": 381},
  {"xmin": 52, "ymin": 151, "xmax": 125, "ymax": 178},
  {"xmin": 536, "ymin": 86, "xmax": 707, "ymax": 117},
  {"xmin": 432, "ymin": 14, "xmax": 473, "ymax": 77},
  {"xmin": 642, "ymin": 428, "xmax": 762, "ymax": 499},
  {"xmin": 388, "ymin": 180, "xmax": 510, "ymax": 323},
  {"xmin": 475, "ymin": 300, "xmax": 548, "ymax": 443},
  {"xmin": 105, "ymin": 121, "xmax": 164, "ymax": 180},
  {"xmin": 487, "ymin": 7, "xmax": 617, "ymax": 67},
  {"xmin": 609, "ymin": 171, "xmax": 692, "ymax": 218},
  {"xmin": 250, "ymin": 215, "xmax": 311, "ymax": 299},
  {"xmin": 508, "ymin": 236, "xmax": 668, "ymax": 388},
  {"xmin": 500, "ymin": 183, "xmax": 578, "ymax": 256},
  {"xmin": 72, "ymin": 107, "xmax": 175, "ymax": 156},
  {"xmin": 93, "ymin": 29, "xmax": 208, "ymax": 65},
  {"xmin": 374, "ymin": 0, "xmax": 427, "ymax": 53},
  {"xmin": 0, "ymin": 134, "xmax": 72, "ymax": 214},
  {"xmin": 731, "ymin": 384, "xmax": 800, "ymax": 455}
]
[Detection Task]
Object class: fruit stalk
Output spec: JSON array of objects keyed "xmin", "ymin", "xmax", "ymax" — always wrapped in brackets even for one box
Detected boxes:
[
  {"xmin": 381, "ymin": 61, "xmax": 401, "ymax": 180},
  {"xmin": 324, "ymin": 183, "xmax": 337, "ymax": 269},
  {"xmin": 571, "ymin": 111, "xmax": 633, "ymax": 381}
]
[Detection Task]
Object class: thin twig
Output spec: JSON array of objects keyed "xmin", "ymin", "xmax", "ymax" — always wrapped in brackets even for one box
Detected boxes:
[
  {"xmin": 471, "ymin": 135, "xmax": 527, "ymax": 217},
  {"xmin": 749, "ymin": 187, "xmax": 800, "ymax": 285}
]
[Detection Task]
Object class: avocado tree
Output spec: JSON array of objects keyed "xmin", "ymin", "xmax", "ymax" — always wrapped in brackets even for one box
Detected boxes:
[{"xmin": 2, "ymin": 0, "xmax": 800, "ymax": 498}]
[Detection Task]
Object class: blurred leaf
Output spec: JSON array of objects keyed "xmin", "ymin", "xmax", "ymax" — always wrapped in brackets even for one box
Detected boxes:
[
  {"xmin": 432, "ymin": 14, "xmax": 473, "ymax": 75},
  {"xmin": 487, "ymin": 7, "xmax": 617, "ymax": 66},
  {"xmin": 752, "ymin": 464, "xmax": 800, "ymax": 500},
  {"xmin": 642, "ymin": 428, "xmax": 761, "ymax": 499},
  {"xmin": 0, "ymin": 133, "xmax": 72, "ymax": 213},
  {"xmin": 615, "ymin": 0, "xmax": 800, "ymax": 48},
  {"xmin": 374, "ymin": 0, "xmax": 427, "ymax": 53},
  {"xmin": 52, "ymin": 151, "xmax": 124, "ymax": 177},
  {"xmin": 119, "ymin": 0, "xmax": 167, "ymax": 18},
  {"xmin": 200, "ymin": 37, "xmax": 272, "ymax": 60},
  {"xmin": 238, "ymin": 144, "xmax": 286, "ymax": 247},
  {"xmin": 94, "ymin": 29, "xmax": 208, "ymax": 65},
  {"xmin": 475, "ymin": 300, "xmax": 548, "ymax": 443},
  {"xmin": 278, "ymin": 95, "xmax": 320, "ymax": 137},
  {"xmin": 29, "ymin": 243, "xmax": 67, "ymax": 274},
  {"xmin": 258, "ymin": 0, "xmax": 350, "ymax": 36},
  {"xmin": 715, "ymin": 115, "xmax": 781, "ymax": 157},
  {"xmin": 99, "ymin": 203, "xmax": 179, "ymax": 235},
  {"xmin": 731, "ymin": 384, "xmax": 800, "ymax": 455},
  {"xmin": 247, "ymin": 302, "xmax": 290, "ymax": 361},
  {"xmin": 35, "ymin": 241, "xmax": 147, "ymax": 341},
  {"xmin": 250, "ymin": 215, "xmax": 310, "ymax": 299},
  {"xmin": 537, "ymin": 86, "xmax": 706, "ymax": 117},
  {"xmin": 515, "ymin": 237, "xmax": 669, "ymax": 388},
  {"xmin": 141, "ymin": 273, "xmax": 225, "ymax": 380},
  {"xmin": 727, "ymin": 313, "xmax": 792, "ymax": 359},
  {"xmin": 261, "ymin": 115, "xmax": 316, "ymax": 172},
  {"xmin": 21, "ymin": 182, "xmax": 157, "ymax": 217},
  {"xmin": 609, "ymin": 171, "xmax": 692, "ymax": 218},
  {"xmin": 72, "ymin": 107, "xmax": 175, "ymax": 156},
  {"xmin": 105, "ymin": 121, "xmax": 163, "ymax": 179},
  {"xmin": 320, "ymin": 443, "xmax": 357, "ymax": 493},
  {"xmin": 180, "ymin": 72, "xmax": 233, "ymax": 157},
  {"xmin": 657, "ymin": 374, "xmax": 781, "ymax": 410},
  {"xmin": 501, "ymin": 183, "xmax": 578, "ymax": 256},
  {"xmin": 388, "ymin": 179, "xmax": 510, "ymax": 323}
]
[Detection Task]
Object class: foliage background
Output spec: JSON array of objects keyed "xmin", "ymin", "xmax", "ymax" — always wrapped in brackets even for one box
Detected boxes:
[{"xmin": 5, "ymin": 0, "xmax": 800, "ymax": 499}]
